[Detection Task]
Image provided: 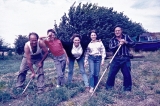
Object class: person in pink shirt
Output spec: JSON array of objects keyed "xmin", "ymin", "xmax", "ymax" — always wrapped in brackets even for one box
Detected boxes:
[{"xmin": 40, "ymin": 29, "xmax": 68, "ymax": 88}]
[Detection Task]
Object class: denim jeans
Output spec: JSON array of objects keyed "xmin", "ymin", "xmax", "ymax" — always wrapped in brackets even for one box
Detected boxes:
[
  {"xmin": 106, "ymin": 56, "xmax": 132, "ymax": 91},
  {"xmin": 68, "ymin": 57, "xmax": 89, "ymax": 87},
  {"xmin": 88, "ymin": 55, "xmax": 102, "ymax": 88},
  {"xmin": 53, "ymin": 54, "xmax": 66, "ymax": 86}
]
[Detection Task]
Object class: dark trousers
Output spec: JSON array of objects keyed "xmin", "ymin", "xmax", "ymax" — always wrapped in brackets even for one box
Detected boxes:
[{"xmin": 106, "ymin": 56, "xmax": 132, "ymax": 91}]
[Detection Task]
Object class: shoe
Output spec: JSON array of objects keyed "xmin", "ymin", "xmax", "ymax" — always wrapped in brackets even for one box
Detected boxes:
[
  {"xmin": 89, "ymin": 87, "xmax": 94, "ymax": 93},
  {"xmin": 123, "ymin": 86, "xmax": 131, "ymax": 91},
  {"xmin": 85, "ymin": 87, "xmax": 90, "ymax": 92},
  {"xmin": 56, "ymin": 85, "xmax": 60, "ymax": 88}
]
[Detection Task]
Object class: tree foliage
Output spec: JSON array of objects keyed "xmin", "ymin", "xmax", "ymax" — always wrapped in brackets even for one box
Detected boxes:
[
  {"xmin": 0, "ymin": 37, "xmax": 10, "ymax": 50},
  {"xmin": 54, "ymin": 2, "xmax": 146, "ymax": 50},
  {"xmin": 0, "ymin": 37, "xmax": 3, "ymax": 49},
  {"xmin": 14, "ymin": 35, "xmax": 28, "ymax": 55}
]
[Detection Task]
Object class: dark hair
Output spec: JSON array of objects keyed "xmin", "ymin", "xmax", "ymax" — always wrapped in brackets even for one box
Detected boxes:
[
  {"xmin": 47, "ymin": 29, "xmax": 56, "ymax": 34},
  {"xmin": 88, "ymin": 29, "xmax": 97, "ymax": 36},
  {"xmin": 114, "ymin": 24, "xmax": 123, "ymax": 30},
  {"xmin": 29, "ymin": 32, "xmax": 39, "ymax": 40},
  {"xmin": 70, "ymin": 33, "xmax": 82, "ymax": 41}
]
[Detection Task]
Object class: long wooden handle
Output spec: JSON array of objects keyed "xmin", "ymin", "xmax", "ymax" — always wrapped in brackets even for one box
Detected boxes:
[{"xmin": 90, "ymin": 45, "xmax": 121, "ymax": 97}]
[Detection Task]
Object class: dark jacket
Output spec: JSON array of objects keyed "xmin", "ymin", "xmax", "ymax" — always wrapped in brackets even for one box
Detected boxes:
[{"xmin": 62, "ymin": 41, "xmax": 89, "ymax": 60}]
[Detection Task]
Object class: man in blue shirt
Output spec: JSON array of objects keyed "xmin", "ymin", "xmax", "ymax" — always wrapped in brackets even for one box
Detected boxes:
[{"xmin": 106, "ymin": 25, "xmax": 135, "ymax": 91}]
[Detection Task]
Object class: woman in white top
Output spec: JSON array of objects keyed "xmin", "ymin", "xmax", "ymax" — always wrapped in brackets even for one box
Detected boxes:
[
  {"xmin": 84, "ymin": 30, "xmax": 106, "ymax": 93},
  {"xmin": 62, "ymin": 34, "xmax": 89, "ymax": 91}
]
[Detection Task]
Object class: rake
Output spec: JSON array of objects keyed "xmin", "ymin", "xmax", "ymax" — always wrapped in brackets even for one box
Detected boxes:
[
  {"xmin": 90, "ymin": 45, "xmax": 121, "ymax": 97},
  {"xmin": 21, "ymin": 67, "xmax": 40, "ymax": 95}
]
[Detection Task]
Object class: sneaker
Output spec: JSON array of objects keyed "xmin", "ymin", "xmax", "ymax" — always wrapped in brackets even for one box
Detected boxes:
[
  {"xmin": 56, "ymin": 85, "xmax": 60, "ymax": 88},
  {"xmin": 123, "ymin": 86, "xmax": 131, "ymax": 92},
  {"xmin": 89, "ymin": 87, "xmax": 94, "ymax": 93}
]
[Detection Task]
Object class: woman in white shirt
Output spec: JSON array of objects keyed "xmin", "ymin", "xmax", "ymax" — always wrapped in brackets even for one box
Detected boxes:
[
  {"xmin": 62, "ymin": 34, "xmax": 89, "ymax": 91},
  {"xmin": 84, "ymin": 30, "xmax": 106, "ymax": 93}
]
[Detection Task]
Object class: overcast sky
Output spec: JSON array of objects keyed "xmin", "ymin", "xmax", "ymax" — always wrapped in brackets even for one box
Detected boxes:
[{"xmin": 0, "ymin": 0, "xmax": 160, "ymax": 47}]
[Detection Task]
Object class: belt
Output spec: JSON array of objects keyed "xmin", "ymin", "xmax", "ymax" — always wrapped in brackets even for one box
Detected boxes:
[
  {"xmin": 115, "ymin": 55, "xmax": 127, "ymax": 58},
  {"xmin": 90, "ymin": 55, "xmax": 101, "ymax": 57}
]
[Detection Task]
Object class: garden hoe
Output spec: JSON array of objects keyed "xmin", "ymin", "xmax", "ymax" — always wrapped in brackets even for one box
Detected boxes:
[
  {"xmin": 90, "ymin": 45, "xmax": 122, "ymax": 98},
  {"xmin": 21, "ymin": 67, "xmax": 40, "ymax": 95},
  {"xmin": 21, "ymin": 78, "xmax": 33, "ymax": 95}
]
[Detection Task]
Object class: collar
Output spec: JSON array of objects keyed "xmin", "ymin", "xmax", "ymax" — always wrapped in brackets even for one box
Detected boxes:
[
  {"xmin": 90, "ymin": 40, "xmax": 100, "ymax": 43},
  {"xmin": 113, "ymin": 34, "xmax": 125, "ymax": 40},
  {"xmin": 73, "ymin": 43, "xmax": 81, "ymax": 49}
]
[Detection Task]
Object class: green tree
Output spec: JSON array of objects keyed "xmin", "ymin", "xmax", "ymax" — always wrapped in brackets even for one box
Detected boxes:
[
  {"xmin": 54, "ymin": 2, "xmax": 146, "ymax": 50},
  {"xmin": 14, "ymin": 35, "xmax": 28, "ymax": 55},
  {"xmin": 0, "ymin": 37, "xmax": 4, "ymax": 49}
]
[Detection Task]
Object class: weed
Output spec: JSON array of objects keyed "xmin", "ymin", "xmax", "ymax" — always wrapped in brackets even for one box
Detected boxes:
[
  {"xmin": 1, "ymin": 51, "xmax": 160, "ymax": 105},
  {"xmin": 155, "ymin": 90, "xmax": 160, "ymax": 94},
  {"xmin": 0, "ymin": 81, "xmax": 6, "ymax": 90},
  {"xmin": 0, "ymin": 91, "xmax": 12, "ymax": 103},
  {"xmin": 134, "ymin": 90, "xmax": 147, "ymax": 100}
]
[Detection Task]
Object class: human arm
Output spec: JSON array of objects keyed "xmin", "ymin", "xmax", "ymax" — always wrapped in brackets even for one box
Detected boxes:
[
  {"xmin": 100, "ymin": 41, "xmax": 106, "ymax": 66},
  {"xmin": 119, "ymin": 35, "xmax": 135, "ymax": 47},
  {"xmin": 60, "ymin": 40, "xmax": 69, "ymax": 64},
  {"xmin": 39, "ymin": 36, "xmax": 48, "ymax": 41},
  {"xmin": 38, "ymin": 40, "xmax": 49, "ymax": 67},
  {"xmin": 63, "ymin": 48, "xmax": 69, "ymax": 64},
  {"xmin": 109, "ymin": 39, "xmax": 119, "ymax": 52},
  {"xmin": 125, "ymin": 35, "xmax": 135, "ymax": 47},
  {"xmin": 84, "ymin": 46, "xmax": 90, "ymax": 67},
  {"xmin": 24, "ymin": 44, "xmax": 36, "ymax": 78}
]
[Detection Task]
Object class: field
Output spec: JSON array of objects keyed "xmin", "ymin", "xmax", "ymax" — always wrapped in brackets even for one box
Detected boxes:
[{"xmin": 0, "ymin": 51, "xmax": 160, "ymax": 106}]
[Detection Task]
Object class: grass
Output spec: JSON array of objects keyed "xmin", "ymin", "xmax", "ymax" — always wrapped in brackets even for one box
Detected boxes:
[{"xmin": 0, "ymin": 51, "xmax": 160, "ymax": 106}]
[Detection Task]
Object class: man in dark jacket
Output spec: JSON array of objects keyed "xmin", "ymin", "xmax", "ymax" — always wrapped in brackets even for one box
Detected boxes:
[{"xmin": 106, "ymin": 25, "xmax": 135, "ymax": 91}]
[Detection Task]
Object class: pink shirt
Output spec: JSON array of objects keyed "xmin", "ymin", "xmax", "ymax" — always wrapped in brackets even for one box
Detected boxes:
[{"xmin": 44, "ymin": 39, "xmax": 64, "ymax": 56}]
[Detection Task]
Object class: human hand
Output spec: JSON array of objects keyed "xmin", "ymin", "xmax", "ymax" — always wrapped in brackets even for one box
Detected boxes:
[
  {"xmin": 101, "ymin": 60, "xmax": 104, "ymax": 66},
  {"xmin": 38, "ymin": 62, "xmax": 42, "ymax": 68},
  {"xmin": 84, "ymin": 61, "xmax": 88, "ymax": 68},
  {"xmin": 30, "ymin": 72, "xmax": 36, "ymax": 79},
  {"xmin": 119, "ymin": 39, "xmax": 127, "ymax": 44},
  {"xmin": 66, "ymin": 58, "xmax": 69, "ymax": 64},
  {"xmin": 119, "ymin": 41, "xmax": 124, "ymax": 45}
]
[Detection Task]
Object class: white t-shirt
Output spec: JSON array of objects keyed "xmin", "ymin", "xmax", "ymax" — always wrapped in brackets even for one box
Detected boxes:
[
  {"xmin": 71, "ymin": 44, "xmax": 83, "ymax": 59},
  {"xmin": 26, "ymin": 40, "xmax": 42, "ymax": 56}
]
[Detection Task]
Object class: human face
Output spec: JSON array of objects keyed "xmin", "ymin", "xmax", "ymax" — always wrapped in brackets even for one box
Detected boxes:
[
  {"xmin": 115, "ymin": 27, "xmax": 122, "ymax": 37},
  {"xmin": 90, "ymin": 32, "xmax": 97, "ymax": 41},
  {"xmin": 73, "ymin": 37, "xmax": 80, "ymax": 47},
  {"xmin": 29, "ymin": 34, "xmax": 38, "ymax": 47},
  {"xmin": 47, "ymin": 32, "xmax": 55, "ymax": 41}
]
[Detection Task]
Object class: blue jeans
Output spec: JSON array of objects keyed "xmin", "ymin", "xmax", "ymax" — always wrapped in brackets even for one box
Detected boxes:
[
  {"xmin": 68, "ymin": 57, "xmax": 89, "ymax": 87},
  {"xmin": 88, "ymin": 55, "xmax": 102, "ymax": 88},
  {"xmin": 106, "ymin": 56, "xmax": 132, "ymax": 91},
  {"xmin": 53, "ymin": 54, "xmax": 66, "ymax": 86}
]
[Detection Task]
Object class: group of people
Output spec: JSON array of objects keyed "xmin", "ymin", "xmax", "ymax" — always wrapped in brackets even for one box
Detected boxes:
[{"xmin": 15, "ymin": 25, "xmax": 135, "ymax": 94}]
